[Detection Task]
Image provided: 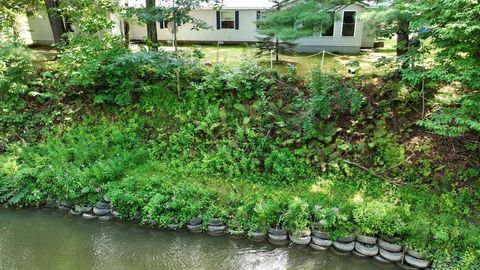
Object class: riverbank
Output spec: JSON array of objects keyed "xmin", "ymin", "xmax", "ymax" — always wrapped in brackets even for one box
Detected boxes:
[{"xmin": 1, "ymin": 37, "xmax": 479, "ymax": 269}]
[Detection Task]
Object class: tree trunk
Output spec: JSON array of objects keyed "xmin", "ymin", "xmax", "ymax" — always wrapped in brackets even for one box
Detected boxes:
[
  {"xmin": 146, "ymin": 0, "xmax": 158, "ymax": 46},
  {"xmin": 396, "ymin": 20, "xmax": 410, "ymax": 57},
  {"xmin": 44, "ymin": 0, "xmax": 66, "ymax": 44},
  {"xmin": 275, "ymin": 38, "xmax": 279, "ymax": 62},
  {"xmin": 124, "ymin": 20, "xmax": 130, "ymax": 48}
]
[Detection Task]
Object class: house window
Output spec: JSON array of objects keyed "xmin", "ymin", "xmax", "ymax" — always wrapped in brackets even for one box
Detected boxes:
[
  {"xmin": 221, "ymin": 11, "xmax": 235, "ymax": 29},
  {"xmin": 342, "ymin": 11, "xmax": 356, "ymax": 36}
]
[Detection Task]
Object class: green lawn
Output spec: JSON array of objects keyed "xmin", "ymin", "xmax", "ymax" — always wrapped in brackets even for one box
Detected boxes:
[{"xmin": 163, "ymin": 38, "xmax": 396, "ymax": 77}]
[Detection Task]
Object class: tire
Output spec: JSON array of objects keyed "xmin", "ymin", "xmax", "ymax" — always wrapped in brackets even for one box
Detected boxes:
[
  {"xmin": 406, "ymin": 248, "xmax": 425, "ymax": 259},
  {"xmin": 269, "ymin": 227, "xmax": 287, "ymax": 236},
  {"xmin": 82, "ymin": 213, "xmax": 97, "ymax": 219},
  {"xmin": 99, "ymin": 215, "xmax": 114, "ymax": 221},
  {"xmin": 249, "ymin": 232, "xmax": 266, "ymax": 242},
  {"xmin": 75, "ymin": 205, "xmax": 93, "ymax": 213},
  {"xmin": 312, "ymin": 231, "xmax": 330, "ymax": 240},
  {"xmin": 333, "ymin": 241, "xmax": 354, "ymax": 252},
  {"xmin": 312, "ymin": 236, "xmax": 332, "ymax": 247},
  {"xmin": 69, "ymin": 209, "xmax": 82, "ymax": 216},
  {"xmin": 380, "ymin": 234, "xmax": 402, "ymax": 243},
  {"xmin": 269, "ymin": 233, "xmax": 288, "ymax": 241},
  {"xmin": 208, "ymin": 218, "xmax": 222, "ymax": 226},
  {"xmin": 379, "ymin": 247, "xmax": 403, "ymax": 262},
  {"xmin": 310, "ymin": 243, "xmax": 328, "ymax": 251},
  {"xmin": 58, "ymin": 205, "xmax": 71, "ymax": 212},
  {"xmin": 337, "ymin": 234, "xmax": 355, "ymax": 243},
  {"xmin": 404, "ymin": 254, "xmax": 431, "ymax": 268},
  {"xmin": 187, "ymin": 224, "xmax": 202, "ymax": 232},
  {"xmin": 188, "ymin": 219, "xmax": 202, "ymax": 226},
  {"xmin": 93, "ymin": 207, "xmax": 111, "ymax": 216},
  {"xmin": 208, "ymin": 225, "xmax": 226, "ymax": 232},
  {"xmin": 373, "ymin": 255, "xmax": 390, "ymax": 263},
  {"xmin": 354, "ymin": 242, "xmax": 379, "ymax": 256},
  {"xmin": 60, "ymin": 201, "xmax": 72, "ymax": 208},
  {"xmin": 95, "ymin": 201, "xmax": 111, "ymax": 209},
  {"xmin": 290, "ymin": 235, "xmax": 311, "ymax": 245},
  {"xmin": 378, "ymin": 238, "xmax": 403, "ymax": 252},
  {"xmin": 356, "ymin": 234, "xmax": 377, "ymax": 245}
]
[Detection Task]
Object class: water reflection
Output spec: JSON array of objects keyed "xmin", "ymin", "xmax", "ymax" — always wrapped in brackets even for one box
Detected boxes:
[{"xmin": 0, "ymin": 208, "xmax": 400, "ymax": 270}]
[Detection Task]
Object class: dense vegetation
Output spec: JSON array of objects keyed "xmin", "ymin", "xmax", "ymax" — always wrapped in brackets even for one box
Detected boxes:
[{"xmin": 1, "ymin": 1, "xmax": 479, "ymax": 269}]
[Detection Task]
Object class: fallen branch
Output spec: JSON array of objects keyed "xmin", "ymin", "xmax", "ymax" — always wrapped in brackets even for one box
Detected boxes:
[{"xmin": 340, "ymin": 159, "xmax": 388, "ymax": 181}]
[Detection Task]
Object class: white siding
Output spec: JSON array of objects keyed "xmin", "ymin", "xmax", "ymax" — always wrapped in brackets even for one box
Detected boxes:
[
  {"xmin": 28, "ymin": 14, "xmax": 54, "ymax": 45},
  {"xmin": 130, "ymin": 9, "xmax": 260, "ymax": 43},
  {"xmin": 295, "ymin": 4, "xmax": 366, "ymax": 53}
]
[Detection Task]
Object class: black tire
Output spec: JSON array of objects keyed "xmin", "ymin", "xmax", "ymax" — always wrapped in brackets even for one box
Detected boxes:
[
  {"xmin": 95, "ymin": 201, "xmax": 111, "ymax": 209},
  {"xmin": 99, "ymin": 215, "xmax": 114, "ymax": 221},
  {"xmin": 373, "ymin": 255, "xmax": 390, "ymax": 263},
  {"xmin": 356, "ymin": 234, "xmax": 377, "ymax": 245},
  {"xmin": 187, "ymin": 224, "xmax": 202, "ymax": 232},
  {"xmin": 82, "ymin": 213, "xmax": 97, "ymax": 219},
  {"xmin": 208, "ymin": 225, "xmax": 226, "ymax": 232},
  {"xmin": 406, "ymin": 248, "xmax": 425, "ymax": 259},
  {"xmin": 188, "ymin": 218, "xmax": 202, "ymax": 226},
  {"xmin": 333, "ymin": 241, "xmax": 355, "ymax": 252},
  {"xmin": 312, "ymin": 236, "xmax": 332, "ymax": 247},
  {"xmin": 310, "ymin": 243, "xmax": 328, "ymax": 251},
  {"xmin": 354, "ymin": 242, "xmax": 379, "ymax": 256},
  {"xmin": 337, "ymin": 234, "xmax": 355, "ymax": 243},
  {"xmin": 269, "ymin": 227, "xmax": 287, "ymax": 236},
  {"xmin": 380, "ymin": 234, "xmax": 401, "ymax": 243},
  {"xmin": 93, "ymin": 207, "xmax": 111, "ymax": 216},
  {"xmin": 208, "ymin": 218, "xmax": 223, "ymax": 226},
  {"xmin": 312, "ymin": 231, "xmax": 330, "ymax": 240},
  {"xmin": 404, "ymin": 254, "xmax": 431, "ymax": 268},
  {"xmin": 378, "ymin": 238, "xmax": 403, "ymax": 252},
  {"xmin": 379, "ymin": 248, "xmax": 403, "ymax": 262},
  {"xmin": 290, "ymin": 235, "xmax": 311, "ymax": 245},
  {"xmin": 268, "ymin": 233, "xmax": 288, "ymax": 241}
]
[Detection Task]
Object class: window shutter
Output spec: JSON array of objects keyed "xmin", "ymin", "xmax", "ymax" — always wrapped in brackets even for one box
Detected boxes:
[
  {"xmin": 216, "ymin": 11, "xmax": 221, "ymax": 29},
  {"xmin": 257, "ymin": 10, "xmax": 261, "ymax": 20},
  {"xmin": 235, "ymin": 11, "xmax": 239, "ymax": 29},
  {"xmin": 160, "ymin": 21, "xmax": 164, "ymax": 29}
]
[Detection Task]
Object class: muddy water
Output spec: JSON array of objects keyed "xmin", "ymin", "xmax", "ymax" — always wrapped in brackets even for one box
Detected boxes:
[{"xmin": 0, "ymin": 208, "xmax": 401, "ymax": 270}]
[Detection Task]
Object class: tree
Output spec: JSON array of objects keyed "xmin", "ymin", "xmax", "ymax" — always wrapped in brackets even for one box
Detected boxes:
[
  {"xmin": 137, "ymin": 0, "xmax": 221, "ymax": 51},
  {"xmin": 146, "ymin": 0, "xmax": 158, "ymax": 45},
  {"xmin": 415, "ymin": 0, "xmax": 480, "ymax": 136},
  {"xmin": 44, "ymin": 0, "xmax": 67, "ymax": 44},
  {"xmin": 0, "ymin": 0, "xmax": 42, "ymax": 37}
]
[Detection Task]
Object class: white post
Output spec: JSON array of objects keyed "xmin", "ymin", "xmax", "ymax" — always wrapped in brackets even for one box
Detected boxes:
[
  {"xmin": 270, "ymin": 50, "xmax": 274, "ymax": 69},
  {"xmin": 321, "ymin": 50, "xmax": 326, "ymax": 72}
]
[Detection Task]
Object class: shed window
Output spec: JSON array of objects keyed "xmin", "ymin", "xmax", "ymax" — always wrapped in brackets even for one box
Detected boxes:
[
  {"xmin": 342, "ymin": 11, "xmax": 356, "ymax": 36},
  {"xmin": 221, "ymin": 11, "xmax": 235, "ymax": 29}
]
